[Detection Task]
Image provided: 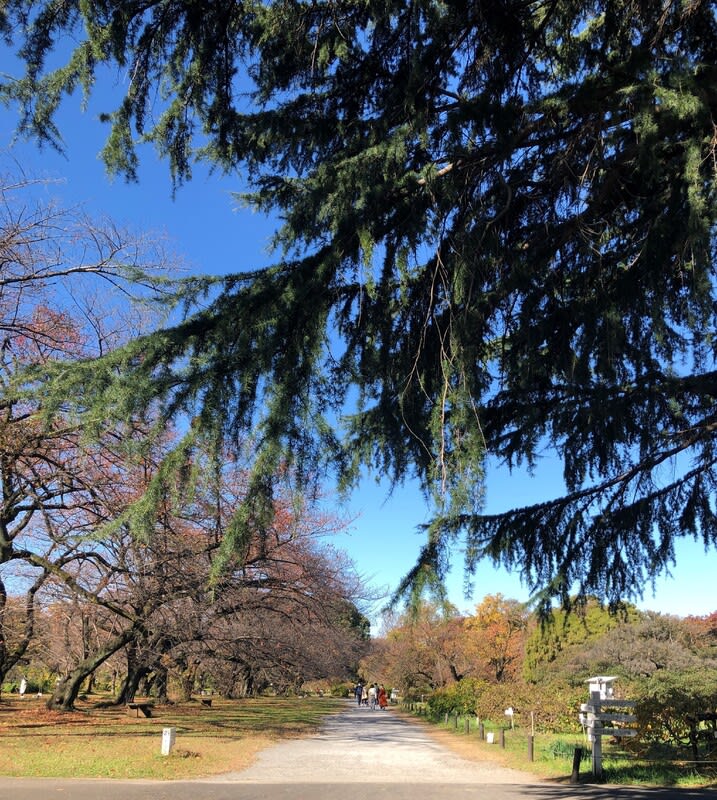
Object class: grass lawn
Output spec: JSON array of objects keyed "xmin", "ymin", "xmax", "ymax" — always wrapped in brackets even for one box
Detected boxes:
[{"xmin": 0, "ymin": 693, "xmax": 343, "ymax": 780}]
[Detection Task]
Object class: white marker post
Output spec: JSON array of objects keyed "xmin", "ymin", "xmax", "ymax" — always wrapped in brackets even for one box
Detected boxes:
[{"xmin": 161, "ymin": 727, "xmax": 176, "ymax": 756}]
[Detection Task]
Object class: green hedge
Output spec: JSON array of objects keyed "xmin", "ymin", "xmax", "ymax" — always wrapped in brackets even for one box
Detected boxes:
[{"xmin": 427, "ymin": 679, "xmax": 585, "ymax": 733}]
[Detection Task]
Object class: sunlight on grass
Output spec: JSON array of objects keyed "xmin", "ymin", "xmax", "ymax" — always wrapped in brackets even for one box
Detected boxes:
[{"xmin": 0, "ymin": 694, "xmax": 344, "ymax": 779}]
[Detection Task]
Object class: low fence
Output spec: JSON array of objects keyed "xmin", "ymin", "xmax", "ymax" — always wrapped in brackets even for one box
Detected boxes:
[{"xmin": 400, "ymin": 701, "xmax": 717, "ymax": 785}]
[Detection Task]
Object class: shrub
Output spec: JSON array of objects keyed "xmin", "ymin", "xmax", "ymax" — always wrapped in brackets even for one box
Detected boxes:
[
  {"xmin": 632, "ymin": 669, "xmax": 717, "ymax": 759},
  {"xmin": 329, "ymin": 680, "xmax": 355, "ymax": 698},
  {"xmin": 427, "ymin": 678, "xmax": 585, "ymax": 733},
  {"xmin": 427, "ymin": 678, "xmax": 489, "ymax": 717}
]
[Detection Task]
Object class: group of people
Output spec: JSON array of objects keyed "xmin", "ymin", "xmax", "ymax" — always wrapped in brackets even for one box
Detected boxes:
[{"xmin": 354, "ymin": 682, "xmax": 388, "ymax": 710}]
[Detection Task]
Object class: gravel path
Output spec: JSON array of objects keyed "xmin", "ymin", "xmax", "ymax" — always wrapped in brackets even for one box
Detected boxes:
[{"xmin": 205, "ymin": 702, "xmax": 538, "ymax": 784}]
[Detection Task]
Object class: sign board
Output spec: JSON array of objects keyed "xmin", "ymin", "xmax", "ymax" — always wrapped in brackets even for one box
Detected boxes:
[
  {"xmin": 580, "ymin": 679, "xmax": 637, "ymax": 778},
  {"xmin": 594, "ymin": 712, "xmax": 636, "ymax": 724}
]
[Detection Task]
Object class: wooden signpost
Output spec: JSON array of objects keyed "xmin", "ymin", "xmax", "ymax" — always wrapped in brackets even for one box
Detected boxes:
[{"xmin": 580, "ymin": 677, "xmax": 636, "ymax": 778}]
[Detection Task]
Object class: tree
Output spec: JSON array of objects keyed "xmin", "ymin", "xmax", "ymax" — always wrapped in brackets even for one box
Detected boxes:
[
  {"xmin": 361, "ymin": 602, "xmax": 469, "ymax": 695},
  {"xmin": 523, "ymin": 597, "xmax": 640, "ymax": 683},
  {"xmin": 0, "ymin": 171, "xmax": 170, "ymax": 692},
  {"xmin": 683, "ymin": 611, "xmax": 717, "ymax": 662},
  {"xmin": 571, "ymin": 611, "xmax": 713, "ymax": 681},
  {"xmin": 464, "ymin": 594, "xmax": 529, "ymax": 683},
  {"xmin": 3, "ymin": 1, "xmax": 717, "ymax": 610},
  {"xmin": 30, "ymin": 432, "xmax": 370, "ymax": 708},
  {"xmin": 634, "ymin": 668, "xmax": 717, "ymax": 761},
  {"xmin": 192, "ymin": 486, "xmax": 371, "ymax": 697}
]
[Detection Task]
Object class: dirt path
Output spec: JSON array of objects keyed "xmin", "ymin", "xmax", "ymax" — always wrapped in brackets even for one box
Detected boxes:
[{"xmin": 204, "ymin": 702, "xmax": 538, "ymax": 784}]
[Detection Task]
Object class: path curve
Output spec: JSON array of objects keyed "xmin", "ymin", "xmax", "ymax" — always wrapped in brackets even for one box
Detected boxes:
[{"xmin": 205, "ymin": 702, "xmax": 538, "ymax": 784}]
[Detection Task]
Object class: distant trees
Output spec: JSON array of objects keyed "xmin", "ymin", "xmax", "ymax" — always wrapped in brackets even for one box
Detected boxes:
[
  {"xmin": 571, "ymin": 612, "xmax": 709, "ymax": 679},
  {"xmin": 367, "ymin": 595, "xmax": 717, "ymax": 746},
  {"xmin": 522, "ymin": 598, "xmax": 641, "ymax": 683},
  {"xmin": 361, "ymin": 594, "xmax": 530, "ymax": 695},
  {"xmin": 359, "ymin": 603, "xmax": 470, "ymax": 697}
]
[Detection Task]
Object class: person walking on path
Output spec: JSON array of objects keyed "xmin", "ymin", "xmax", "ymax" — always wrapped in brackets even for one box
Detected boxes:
[
  {"xmin": 354, "ymin": 683, "xmax": 364, "ymax": 707},
  {"xmin": 378, "ymin": 685, "xmax": 388, "ymax": 709},
  {"xmin": 368, "ymin": 683, "xmax": 377, "ymax": 710}
]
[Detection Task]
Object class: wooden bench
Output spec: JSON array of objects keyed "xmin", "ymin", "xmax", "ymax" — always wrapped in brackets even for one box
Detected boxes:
[{"xmin": 127, "ymin": 702, "xmax": 154, "ymax": 718}]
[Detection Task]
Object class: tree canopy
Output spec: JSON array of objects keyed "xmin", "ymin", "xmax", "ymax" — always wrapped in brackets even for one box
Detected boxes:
[{"xmin": 2, "ymin": 0, "xmax": 717, "ymax": 612}]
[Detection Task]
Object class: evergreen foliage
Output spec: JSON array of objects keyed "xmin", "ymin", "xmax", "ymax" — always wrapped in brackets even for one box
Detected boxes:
[
  {"xmin": 3, "ymin": 0, "xmax": 717, "ymax": 609},
  {"xmin": 523, "ymin": 597, "xmax": 639, "ymax": 682}
]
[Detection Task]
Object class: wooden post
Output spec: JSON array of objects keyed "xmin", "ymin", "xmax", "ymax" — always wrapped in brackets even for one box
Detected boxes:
[
  {"xmin": 570, "ymin": 747, "xmax": 583, "ymax": 783},
  {"xmin": 592, "ymin": 734, "xmax": 603, "ymax": 778},
  {"xmin": 500, "ymin": 728, "xmax": 505, "ymax": 748},
  {"xmin": 581, "ymin": 680, "xmax": 636, "ymax": 780},
  {"xmin": 479, "ymin": 722, "xmax": 485, "ymax": 740},
  {"xmin": 465, "ymin": 717, "xmax": 470, "ymax": 734},
  {"xmin": 528, "ymin": 735, "xmax": 534, "ymax": 762}
]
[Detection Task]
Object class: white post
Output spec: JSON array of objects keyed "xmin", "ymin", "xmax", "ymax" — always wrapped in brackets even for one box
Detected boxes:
[
  {"xmin": 161, "ymin": 727, "xmax": 176, "ymax": 756},
  {"xmin": 590, "ymin": 691, "xmax": 602, "ymax": 778}
]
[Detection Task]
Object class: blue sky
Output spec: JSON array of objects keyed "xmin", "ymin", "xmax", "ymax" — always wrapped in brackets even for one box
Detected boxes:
[{"xmin": 1, "ymin": 79, "xmax": 714, "ymax": 626}]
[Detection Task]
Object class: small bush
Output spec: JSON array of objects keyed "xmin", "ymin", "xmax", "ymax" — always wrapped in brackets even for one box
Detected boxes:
[
  {"xmin": 427, "ymin": 678, "xmax": 489, "ymax": 717},
  {"xmin": 329, "ymin": 680, "xmax": 354, "ymax": 698}
]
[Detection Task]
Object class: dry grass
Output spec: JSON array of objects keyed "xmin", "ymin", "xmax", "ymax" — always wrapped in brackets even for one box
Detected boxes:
[{"xmin": 0, "ymin": 693, "xmax": 342, "ymax": 780}]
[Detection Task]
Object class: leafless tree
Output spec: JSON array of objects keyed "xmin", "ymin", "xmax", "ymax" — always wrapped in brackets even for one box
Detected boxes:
[{"xmin": 0, "ymin": 167, "xmax": 171, "ymax": 693}]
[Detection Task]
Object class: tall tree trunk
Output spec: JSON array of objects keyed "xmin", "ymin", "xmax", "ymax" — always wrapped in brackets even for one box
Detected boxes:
[
  {"xmin": 231, "ymin": 663, "xmax": 254, "ymax": 698},
  {"xmin": 0, "ymin": 572, "xmax": 45, "ymax": 689},
  {"xmin": 115, "ymin": 664, "xmax": 151, "ymax": 705},
  {"xmin": 178, "ymin": 672, "xmax": 194, "ymax": 702},
  {"xmin": 47, "ymin": 626, "xmax": 138, "ymax": 711},
  {"xmin": 175, "ymin": 656, "xmax": 198, "ymax": 702},
  {"xmin": 114, "ymin": 640, "xmax": 147, "ymax": 705},
  {"xmin": 153, "ymin": 664, "xmax": 169, "ymax": 704},
  {"xmin": 81, "ymin": 614, "xmax": 95, "ymax": 696}
]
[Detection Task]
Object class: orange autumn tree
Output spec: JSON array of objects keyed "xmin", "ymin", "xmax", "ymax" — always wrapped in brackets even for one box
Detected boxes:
[{"xmin": 464, "ymin": 594, "xmax": 530, "ymax": 683}]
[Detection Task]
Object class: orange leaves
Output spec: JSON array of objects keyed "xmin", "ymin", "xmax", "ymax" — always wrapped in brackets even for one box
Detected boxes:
[{"xmin": 463, "ymin": 594, "xmax": 530, "ymax": 683}]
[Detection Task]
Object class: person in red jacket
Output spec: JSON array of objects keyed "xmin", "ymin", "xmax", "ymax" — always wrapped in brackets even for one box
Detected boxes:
[{"xmin": 378, "ymin": 685, "xmax": 388, "ymax": 709}]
